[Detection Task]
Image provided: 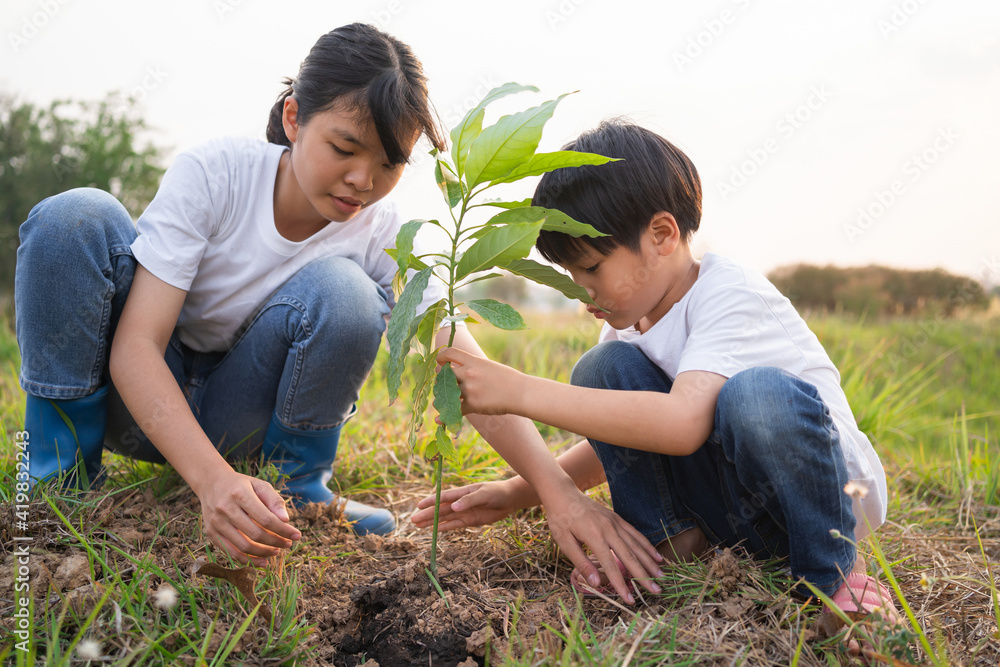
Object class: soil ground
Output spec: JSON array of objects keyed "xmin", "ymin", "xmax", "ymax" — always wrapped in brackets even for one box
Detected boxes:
[{"xmin": 2, "ymin": 475, "xmax": 997, "ymax": 666}]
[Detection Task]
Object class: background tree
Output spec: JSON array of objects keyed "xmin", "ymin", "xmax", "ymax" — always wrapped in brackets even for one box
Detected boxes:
[
  {"xmin": 0, "ymin": 93, "xmax": 166, "ymax": 293},
  {"xmin": 768, "ymin": 263, "xmax": 989, "ymax": 317}
]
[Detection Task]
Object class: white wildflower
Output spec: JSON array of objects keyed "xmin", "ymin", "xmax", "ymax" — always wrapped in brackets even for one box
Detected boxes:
[
  {"xmin": 829, "ymin": 528, "xmax": 842, "ymax": 539},
  {"xmin": 77, "ymin": 638, "xmax": 102, "ymax": 660},
  {"xmin": 843, "ymin": 481, "xmax": 869, "ymax": 499},
  {"xmin": 153, "ymin": 583, "xmax": 179, "ymax": 610}
]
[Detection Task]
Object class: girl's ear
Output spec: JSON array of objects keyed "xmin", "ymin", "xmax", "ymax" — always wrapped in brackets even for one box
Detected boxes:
[
  {"xmin": 648, "ymin": 211, "xmax": 682, "ymax": 256},
  {"xmin": 282, "ymin": 97, "xmax": 300, "ymax": 144}
]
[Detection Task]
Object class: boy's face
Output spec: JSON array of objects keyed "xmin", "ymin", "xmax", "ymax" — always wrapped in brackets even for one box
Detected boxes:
[{"xmin": 559, "ymin": 243, "xmax": 666, "ymax": 331}]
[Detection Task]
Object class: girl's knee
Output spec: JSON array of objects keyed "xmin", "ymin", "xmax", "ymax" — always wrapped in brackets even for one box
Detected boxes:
[
  {"xmin": 290, "ymin": 257, "xmax": 389, "ymax": 348},
  {"xmin": 21, "ymin": 188, "xmax": 134, "ymax": 248}
]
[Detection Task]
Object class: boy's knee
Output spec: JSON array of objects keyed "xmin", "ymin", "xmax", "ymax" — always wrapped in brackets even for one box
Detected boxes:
[
  {"xmin": 717, "ymin": 366, "xmax": 827, "ymax": 449},
  {"xmin": 570, "ymin": 341, "xmax": 639, "ymax": 389}
]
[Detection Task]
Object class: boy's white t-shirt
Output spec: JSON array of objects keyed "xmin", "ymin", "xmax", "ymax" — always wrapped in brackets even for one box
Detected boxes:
[
  {"xmin": 131, "ymin": 136, "xmax": 444, "ymax": 353},
  {"xmin": 599, "ymin": 252, "xmax": 887, "ymax": 537}
]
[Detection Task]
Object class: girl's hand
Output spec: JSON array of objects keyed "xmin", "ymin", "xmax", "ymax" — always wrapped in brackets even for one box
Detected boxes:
[
  {"xmin": 196, "ymin": 470, "xmax": 302, "ymax": 567},
  {"xmin": 411, "ymin": 480, "xmax": 520, "ymax": 530},
  {"xmin": 436, "ymin": 347, "xmax": 524, "ymax": 416}
]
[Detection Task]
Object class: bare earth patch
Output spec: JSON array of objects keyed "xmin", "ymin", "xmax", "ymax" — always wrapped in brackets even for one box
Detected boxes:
[{"xmin": 2, "ymin": 479, "xmax": 998, "ymax": 665}]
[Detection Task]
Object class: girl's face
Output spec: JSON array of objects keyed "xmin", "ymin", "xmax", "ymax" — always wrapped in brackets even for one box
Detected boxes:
[{"xmin": 283, "ymin": 99, "xmax": 415, "ymax": 223}]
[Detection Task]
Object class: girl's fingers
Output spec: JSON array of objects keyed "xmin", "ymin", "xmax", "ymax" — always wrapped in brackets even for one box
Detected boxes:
[
  {"xmin": 231, "ymin": 506, "xmax": 296, "ymax": 550},
  {"xmin": 245, "ymin": 495, "xmax": 301, "ymax": 544},
  {"xmin": 215, "ymin": 528, "xmax": 274, "ymax": 566}
]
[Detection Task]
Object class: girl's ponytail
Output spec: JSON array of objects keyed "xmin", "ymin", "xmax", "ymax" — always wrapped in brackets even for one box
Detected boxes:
[
  {"xmin": 265, "ymin": 23, "xmax": 445, "ymax": 162},
  {"xmin": 266, "ymin": 79, "xmax": 295, "ymax": 147}
]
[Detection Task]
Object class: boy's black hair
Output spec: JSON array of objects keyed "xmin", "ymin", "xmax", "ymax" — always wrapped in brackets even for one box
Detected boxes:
[
  {"xmin": 266, "ymin": 23, "xmax": 445, "ymax": 165},
  {"xmin": 534, "ymin": 119, "xmax": 702, "ymax": 265}
]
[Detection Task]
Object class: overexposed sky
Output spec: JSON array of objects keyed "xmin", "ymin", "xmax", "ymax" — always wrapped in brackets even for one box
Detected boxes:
[{"xmin": 2, "ymin": 0, "xmax": 999, "ymax": 283}]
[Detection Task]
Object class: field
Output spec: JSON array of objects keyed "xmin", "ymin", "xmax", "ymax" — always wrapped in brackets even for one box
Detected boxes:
[{"xmin": 0, "ymin": 306, "xmax": 998, "ymax": 666}]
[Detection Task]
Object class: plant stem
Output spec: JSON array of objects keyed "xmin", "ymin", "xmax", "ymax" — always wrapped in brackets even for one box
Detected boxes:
[
  {"xmin": 428, "ymin": 454, "xmax": 444, "ymax": 577},
  {"xmin": 429, "ymin": 177, "xmax": 468, "ymax": 578}
]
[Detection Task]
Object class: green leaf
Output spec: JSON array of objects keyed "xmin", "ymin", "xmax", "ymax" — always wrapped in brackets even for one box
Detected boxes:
[
  {"xmin": 434, "ymin": 424, "xmax": 457, "ymax": 461},
  {"xmin": 433, "ymin": 363, "xmax": 463, "ymax": 433},
  {"xmin": 481, "ymin": 198, "xmax": 534, "ymax": 210},
  {"xmin": 386, "ymin": 267, "xmax": 433, "ymax": 402},
  {"xmin": 464, "ymin": 93, "xmax": 572, "ymax": 189},
  {"xmin": 384, "ymin": 248, "xmax": 430, "ymax": 272},
  {"xmin": 434, "ymin": 161, "xmax": 463, "ymax": 209},
  {"xmin": 455, "ymin": 221, "xmax": 543, "ymax": 281},
  {"xmin": 457, "ymin": 272, "xmax": 504, "ymax": 289},
  {"xmin": 416, "ymin": 300, "xmax": 446, "ymax": 355},
  {"xmin": 408, "ymin": 352, "xmax": 438, "ymax": 448},
  {"xmin": 465, "ymin": 299, "xmax": 526, "ymax": 330},
  {"xmin": 488, "ymin": 151, "xmax": 616, "ymax": 186},
  {"xmin": 502, "ymin": 258, "xmax": 596, "ymax": 305},
  {"xmin": 451, "ymin": 83, "xmax": 539, "ymax": 177},
  {"xmin": 393, "ymin": 220, "xmax": 426, "ymax": 279},
  {"xmin": 486, "ymin": 206, "xmax": 607, "ymax": 238}
]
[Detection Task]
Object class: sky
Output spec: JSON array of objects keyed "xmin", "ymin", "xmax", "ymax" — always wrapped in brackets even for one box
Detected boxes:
[{"xmin": 2, "ymin": 0, "xmax": 999, "ymax": 284}]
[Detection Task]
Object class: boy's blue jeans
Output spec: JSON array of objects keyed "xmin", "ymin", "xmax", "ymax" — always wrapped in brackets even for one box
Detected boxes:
[
  {"xmin": 15, "ymin": 188, "xmax": 390, "ymax": 461},
  {"xmin": 571, "ymin": 341, "xmax": 857, "ymax": 596}
]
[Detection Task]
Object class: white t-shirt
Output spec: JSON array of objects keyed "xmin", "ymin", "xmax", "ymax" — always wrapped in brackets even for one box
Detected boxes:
[
  {"xmin": 599, "ymin": 252, "xmax": 887, "ymax": 537},
  {"xmin": 132, "ymin": 136, "xmax": 444, "ymax": 353}
]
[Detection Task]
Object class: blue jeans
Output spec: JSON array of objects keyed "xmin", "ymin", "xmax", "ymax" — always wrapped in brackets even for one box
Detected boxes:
[
  {"xmin": 570, "ymin": 341, "xmax": 857, "ymax": 596},
  {"xmin": 15, "ymin": 188, "xmax": 390, "ymax": 461}
]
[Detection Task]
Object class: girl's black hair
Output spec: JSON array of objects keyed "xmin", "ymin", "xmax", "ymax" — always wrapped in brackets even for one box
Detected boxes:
[
  {"xmin": 266, "ymin": 23, "xmax": 445, "ymax": 164},
  {"xmin": 534, "ymin": 119, "xmax": 702, "ymax": 265}
]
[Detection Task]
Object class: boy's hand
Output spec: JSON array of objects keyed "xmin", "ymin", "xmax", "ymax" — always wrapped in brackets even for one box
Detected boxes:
[
  {"xmin": 411, "ymin": 480, "xmax": 519, "ymax": 530},
  {"xmin": 436, "ymin": 347, "xmax": 523, "ymax": 416},
  {"xmin": 541, "ymin": 484, "xmax": 664, "ymax": 603},
  {"xmin": 196, "ymin": 469, "xmax": 302, "ymax": 567}
]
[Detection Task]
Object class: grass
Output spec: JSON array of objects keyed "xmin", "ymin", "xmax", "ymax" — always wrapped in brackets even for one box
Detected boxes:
[{"xmin": 1, "ymin": 305, "xmax": 998, "ymax": 664}]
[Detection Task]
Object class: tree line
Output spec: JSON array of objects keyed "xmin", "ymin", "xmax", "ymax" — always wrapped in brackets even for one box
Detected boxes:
[
  {"xmin": 768, "ymin": 263, "xmax": 990, "ymax": 317},
  {"xmin": 0, "ymin": 94, "xmax": 165, "ymax": 291}
]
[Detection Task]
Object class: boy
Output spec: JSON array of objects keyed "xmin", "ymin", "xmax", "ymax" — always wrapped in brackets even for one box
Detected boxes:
[{"xmin": 413, "ymin": 120, "xmax": 899, "ymax": 653}]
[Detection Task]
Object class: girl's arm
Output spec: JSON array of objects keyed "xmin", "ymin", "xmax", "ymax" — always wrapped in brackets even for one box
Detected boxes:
[
  {"xmin": 438, "ymin": 346, "xmax": 727, "ymax": 457},
  {"xmin": 110, "ymin": 266, "xmax": 301, "ymax": 566},
  {"xmin": 441, "ymin": 327, "xmax": 665, "ymax": 603}
]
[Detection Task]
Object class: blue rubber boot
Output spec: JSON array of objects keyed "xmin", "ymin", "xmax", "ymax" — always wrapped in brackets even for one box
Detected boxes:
[
  {"xmin": 260, "ymin": 413, "xmax": 395, "ymax": 535},
  {"xmin": 25, "ymin": 386, "xmax": 109, "ymax": 491}
]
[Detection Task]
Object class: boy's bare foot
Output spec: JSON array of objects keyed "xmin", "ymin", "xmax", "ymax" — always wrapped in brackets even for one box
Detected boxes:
[
  {"xmin": 655, "ymin": 526, "xmax": 712, "ymax": 563},
  {"xmin": 825, "ymin": 555, "xmax": 903, "ymax": 659}
]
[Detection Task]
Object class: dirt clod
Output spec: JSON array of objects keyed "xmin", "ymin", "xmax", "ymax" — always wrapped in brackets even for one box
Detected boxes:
[
  {"xmin": 54, "ymin": 553, "xmax": 91, "ymax": 590},
  {"xmin": 707, "ymin": 547, "xmax": 745, "ymax": 596}
]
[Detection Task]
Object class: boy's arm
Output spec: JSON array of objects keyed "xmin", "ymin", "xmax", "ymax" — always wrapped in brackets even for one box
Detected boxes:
[
  {"xmin": 411, "ymin": 439, "xmax": 604, "ymax": 529},
  {"xmin": 438, "ymin": 346, "xmax": 728, "ymax": 457},
  {"xmin": 442, "ymin": 327, "xmax": 664, "ymax": 603}
]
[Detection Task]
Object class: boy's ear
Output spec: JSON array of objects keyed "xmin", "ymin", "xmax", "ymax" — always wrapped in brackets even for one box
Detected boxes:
[
  {"xmin": 282, "ymin": 97, "xmax": 300, "ymax": 144},
  {"xmin": 647, "ymin": 211, "xmax": 682, "ymax": 256}
]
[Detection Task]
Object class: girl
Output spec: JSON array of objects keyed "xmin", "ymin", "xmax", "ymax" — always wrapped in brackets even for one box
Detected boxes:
[{"xmin": 16, "ymin": 24, "xmax": 665, "ymax": 583}]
